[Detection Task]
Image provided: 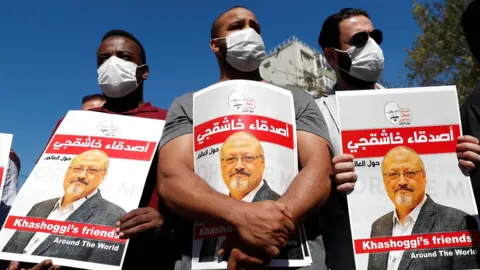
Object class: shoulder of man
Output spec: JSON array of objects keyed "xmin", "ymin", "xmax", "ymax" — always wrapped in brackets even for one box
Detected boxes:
[
  {"xmin": 431, "ymin": 200, "xmax": 471, "ymax": 220},
  {"xmin": 165, "ymin": 92, "xmax": 194, "ymax": 120},
  {"xmin": 134, "ymin": 103, "xmax": 169, "ymax": 120},
  {"xmin": 371, "ymin": 211, "xmax": 393, "ymax": 229},
  {"xmin": 149, "ymin": 105, "xmax": 168, "ymax": 116},
  {"xmin": 88, "ymin": 192, "xmax": 127, "ymax": 220},
  {"xmin": 268, "ymin": 83, "xmax": 320, "ymax": 115},
  {"xmin": 36, "ymin": 116, "xmax": 65, "ymax": 164},
  {"xmin": 462, "ymin": 82, "xmax": 480, "ymax": 108},
  {"xmin": 159, "ymin": 92, "xmax": 195, "ymax": 149},
  {"xmin": 52, "ymin": 117, "xmax": 65, "ymax": 135},
  {"xmin": 268, "ymin": 83, "xmax": 332, "ymax": 144},
  {"xmin": 314, "ymin": 94, "xmax": 328, "ymax": 106},
  {"xmin": 98, "ymin": 198, "xmax": 127, "ymax": 216},
  {"xmin": 29, "ymin": 197, "xmax": 59, "ymax": 215}
]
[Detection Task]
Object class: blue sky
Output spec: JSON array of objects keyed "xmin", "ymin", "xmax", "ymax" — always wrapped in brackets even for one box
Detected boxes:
[{"xmin": 0, "ymin": 0, "xmax": 419, "ymax": 186}]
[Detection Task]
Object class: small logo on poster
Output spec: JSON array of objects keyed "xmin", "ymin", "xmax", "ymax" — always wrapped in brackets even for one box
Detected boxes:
[
  {"xmin": 384, "ymin": 101, "xmax": 411, "ymax": 126},
  {"xmin": 228, "ymin": 91, "xmax": 255, "ymax": 113},
  {"xmin": 97, "ymin": 120, "xmax": 121, "ymax": 137}
]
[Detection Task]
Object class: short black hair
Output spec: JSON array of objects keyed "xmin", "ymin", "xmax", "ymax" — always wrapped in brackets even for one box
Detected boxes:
[
  {"xmin": 461, "ymin": 0, "xmax": 480, "ymax": 62},
  {"xmin": 82, "ymin": 94, "xmax": 106, "ymax": 105},
  {"xmin": 211, "ymin": 5, "xmax": 249, "ymax": 39},
  {"xmin": 318, "ymin": 8, "xmax": 370, "ymax": 51},
  {"xmin": 102, "ymin": 29, "xmax": 147, "ymax": 64}
]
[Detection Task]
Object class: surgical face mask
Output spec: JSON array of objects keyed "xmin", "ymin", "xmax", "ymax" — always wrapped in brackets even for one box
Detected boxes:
[
  {"xmin": 216, "ymin": 28, "xmax": 266, "ymax": 72},
  {"xmin": 334, "ymin": 37, "xmax": 384, "ymax": 83},
  {"xmin": 97, "ymin": 56, "xmax": 140, "ymax": 98}
]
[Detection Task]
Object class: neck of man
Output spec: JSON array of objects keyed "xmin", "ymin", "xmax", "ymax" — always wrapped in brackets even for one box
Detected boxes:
[
  {"xmin": 218, "ymin": 61, "xmax": 263, "ymax": 82},
  {"xmin": 103, "ymin": 87, "xmax": 144, "ymax": 113},
  {"xmin": 395, "ymin": 207, "xmax": 414, "ymax": 225},
  {"xmin": 229, "ymin": 192, "xmax": 245, "ymax": 201},
  {"xmin": 335, "ymin": 70, "xmax": 376, "ymax": 91},
  {"xmin": 61, "ymin": 195, "xmax": 77, "ymax": 210}
]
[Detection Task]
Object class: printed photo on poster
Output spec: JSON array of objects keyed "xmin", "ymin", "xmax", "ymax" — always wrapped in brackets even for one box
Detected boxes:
[
  {"xmin": 195, "ymin": 131, "xmax": 303, "ymax": 264},
  {"xmin": 2, "ymin": 149, "xmax": 127, "ymax": 264},
  {"xmin": 336, "ymin": 86, "xmax": 480, "ymax": 270},
  {"xmin": 366, "ymin": 145, "xmax": 478, "ymax": 270},
  {"xmin": 191, "ymin": 80, "xmax": 311, "ymax": 269},
  {"xmin": 0, "ymin": 111, "xmax": 164, "ymax": 270}
]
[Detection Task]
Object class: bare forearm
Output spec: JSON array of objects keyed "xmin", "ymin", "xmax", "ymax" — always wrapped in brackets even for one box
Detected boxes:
[
  {"xmin": 278, "ymin": 164, "xmax": 331, "ymax": 224},
  {"xmin": 158, "ymin": 170, "xmax": 245, "ymax": 226}
]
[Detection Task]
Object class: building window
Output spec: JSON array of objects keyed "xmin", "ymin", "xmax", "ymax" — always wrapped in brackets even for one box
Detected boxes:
[{"xmin": 300, "ymin": 51, "xmax": 313, "ymax": 62}]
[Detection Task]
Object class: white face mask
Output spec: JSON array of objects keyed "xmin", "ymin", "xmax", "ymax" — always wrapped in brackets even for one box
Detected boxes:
[
  {"xmin": 335, "ymin": 37, "xmax": 385, "ymax": 83},
  {"xmin": 217, "ymin": 28, "xmax": 266, "ymax": 72},
  {"xmin": 97, "ymin": 56, "xmax": 140, "ymax": 98}
]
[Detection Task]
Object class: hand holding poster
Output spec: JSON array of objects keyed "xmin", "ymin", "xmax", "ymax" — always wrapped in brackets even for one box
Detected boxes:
[
  {"xmin": 0, "ymin": 134, "xmax": 13, "ymax": 199},
  {"xmin": 191, "ymin": 80, "xmax": 311, "ymax": 269},
  {"xmin": 0, "ymin": 111, "xmax": 164, "ymax": 270},
  {"xmin": 336, "ymin": 86, "xmax": 480, "ymax": 270}
]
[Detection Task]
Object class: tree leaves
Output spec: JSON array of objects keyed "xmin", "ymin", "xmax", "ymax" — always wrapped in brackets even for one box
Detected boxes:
[{"xmin": 406, "ymin": 0, "xmax": 480, "ymax": 103}]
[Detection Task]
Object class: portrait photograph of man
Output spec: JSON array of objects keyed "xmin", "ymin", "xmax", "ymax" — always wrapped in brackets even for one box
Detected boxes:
[
  {"xmin": 368, "ymin": 146, "xmax": 480, "ymax": 270},
  {"xmin": 199, "ymin": 131, "xmax": 303, "ymax": 263},
  {"xmin": 384, "ymin": 101, "xmax": 401, "ymax": 125},
  {"xmin": 2, "ymin": 149, "xmax": 126, "ymax": 266}
]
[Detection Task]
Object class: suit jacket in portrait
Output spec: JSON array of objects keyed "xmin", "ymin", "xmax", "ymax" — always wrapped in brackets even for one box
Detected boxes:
[
  {"xmin": 2, "ymin": 190, "xmax": 127, "ymax": 266},
  {"xmin": 199, "ymin": 181, "xmax": 304, "ymax": 263},
  {"xmin": 367, "ymin": 195, "xmax": 480, "ymax": 270},
  {"xmin": 251, "ymin": 180, "xmax": 281, "ymax": 202}
]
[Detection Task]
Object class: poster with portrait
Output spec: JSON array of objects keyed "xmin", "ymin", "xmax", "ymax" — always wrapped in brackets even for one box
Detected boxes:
[
  {"xmin": 336, "ymin": 86, "xmax": 480, "ymax": 270},
  {"xmin": 0, "ymin": 111, "xmax": 164, "ymax": 270},
  {"xmin": 0, "ymin": 134, "xmax": 13, "ymax": 197},
  {"xmin": 191, "ymin": 80, "xmax": 311, "ymax": 269}
]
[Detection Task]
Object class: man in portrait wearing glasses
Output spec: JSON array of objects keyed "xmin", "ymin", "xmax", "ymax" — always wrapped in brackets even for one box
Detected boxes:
[
  {"xmin": 368, "ymin": 146, "xmax": 479, "ymax": 270},
  {"xmin": 199, "ymin": 132, "xmax": 305, "ymax": 263},
  {"xmin": 219, "ymin": 132, "xmax": 279, "ymax": 202},
  {"xmin": 2, "ymin": 149, "xmax": 126, "ymax": 265}
]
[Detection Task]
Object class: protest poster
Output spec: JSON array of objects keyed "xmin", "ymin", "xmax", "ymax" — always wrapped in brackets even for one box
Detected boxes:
[
  {"xmin": 191, "ymin": 80, "xmax": 311, "ymax": 269},
  {"xmin": 0, "ymin": 134, "xmax": 13, "ymax": 197},
  {"xmin": 336, "ymin": 86, "xmax": 480, "ymax": 270},
  {"xmin": 0, "ymin": 111, "xmax": 164, "ymax": 270}
]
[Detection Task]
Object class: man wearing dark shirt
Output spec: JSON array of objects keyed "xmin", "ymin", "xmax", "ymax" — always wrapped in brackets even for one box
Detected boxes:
[
  {"xmin": 460, "ymin": 0, "xmax": 480, "ymax": 210},
  {"xmin": 316, "ymin": 8, "xmax": 384, "ymax": 269},
  {"xmin": 9, "ymin": 29, "xmax": 168, "ymax": 270}
]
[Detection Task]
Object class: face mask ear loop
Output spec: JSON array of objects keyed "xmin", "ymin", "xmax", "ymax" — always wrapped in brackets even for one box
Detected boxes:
[
  {"xmin": 135, "ymin": 64, "xmax": 148, "ymax": 88},
  {"xmin": 331, "ymin": 48, "xmax": 353, "ymax": 75}
]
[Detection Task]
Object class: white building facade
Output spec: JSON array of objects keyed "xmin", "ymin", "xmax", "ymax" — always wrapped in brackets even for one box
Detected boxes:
[{"xmin": 260, "ymin": 36, "xmax": 337, "ymax": 97}]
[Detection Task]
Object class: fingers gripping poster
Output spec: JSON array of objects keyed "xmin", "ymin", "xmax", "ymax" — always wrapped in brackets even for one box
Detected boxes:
[
  {"xmin": 336, "ymin": 86, "xmax": 480, "ymax": 270},
  {"xmin": 191, "ymin": 80, "xmax": 311, "ymax": 269},
  {"xmin": 0, "ymin": 111, "xmax": 164, "ymax": 270}
]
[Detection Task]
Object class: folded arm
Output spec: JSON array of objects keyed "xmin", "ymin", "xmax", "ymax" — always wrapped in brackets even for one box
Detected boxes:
[
  {"xmin": 277, "ymin": 131, "xmax": 333, "ymax": 224},
  {"xmin": 158, "ymin": 134, "xmax": 293, "ymax": 256}
]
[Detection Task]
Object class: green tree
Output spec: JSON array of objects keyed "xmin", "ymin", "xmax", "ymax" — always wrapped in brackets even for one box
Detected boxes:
[
  {"xmin": 301, "ymin": 70, "xmax": 326, "ymax": 98},
  {"xmin": 405, "ymin": 0, "xmax": 480, "ymax": 103}
]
